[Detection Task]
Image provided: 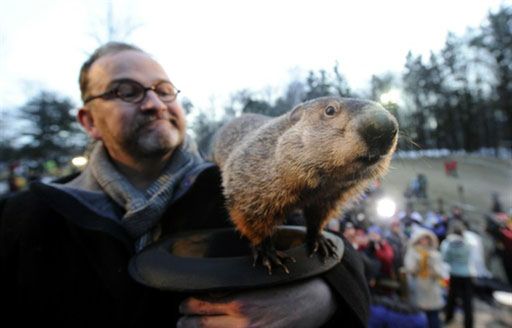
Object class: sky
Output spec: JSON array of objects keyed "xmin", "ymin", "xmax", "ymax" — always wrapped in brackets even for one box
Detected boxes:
[{"xmin": 0, "ymin": 0, "xmax": 509, "ymax": 118}]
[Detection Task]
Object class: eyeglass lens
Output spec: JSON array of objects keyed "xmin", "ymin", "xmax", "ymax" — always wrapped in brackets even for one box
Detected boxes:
[{"xmin": 116, "ymin": 80, "xmax": 178, "ymax": 103}]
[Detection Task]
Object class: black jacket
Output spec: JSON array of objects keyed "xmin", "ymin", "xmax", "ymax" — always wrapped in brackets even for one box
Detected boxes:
[{"xmin": 0, "ymin": 165, "xmax": 369, "ymax": 327}]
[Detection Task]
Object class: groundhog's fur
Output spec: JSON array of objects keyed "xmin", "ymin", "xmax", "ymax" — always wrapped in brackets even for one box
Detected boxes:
[{"xmin": 212, "ymin": 96, "xmax": 398, "ymax": 267}]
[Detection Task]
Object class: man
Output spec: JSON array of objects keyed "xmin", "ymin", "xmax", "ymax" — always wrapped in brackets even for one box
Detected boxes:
[
  {"xmin": 0, "ymin": 42, "xmax": 369, "ymax": 327},
  {"xmin": 441, "ymin": 224, "xmax": 473, "ymax": 328}
]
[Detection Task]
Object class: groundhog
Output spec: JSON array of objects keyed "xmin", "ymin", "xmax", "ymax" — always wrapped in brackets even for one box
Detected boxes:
[{"xmin": 212, "ymin": 96, "xmax": 398, "ymax": 274}]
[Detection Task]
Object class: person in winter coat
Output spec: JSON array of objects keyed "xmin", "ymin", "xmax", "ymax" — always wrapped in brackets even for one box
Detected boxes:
[
  {"xmin": 441, "ymin": 224, "xmax": 474, "ymax": 328},
  {"xmin": 365, "ymin": 225, "xmax": 395, "ymax": 280},
  {"xmin": 368, "ymin": 295, "xmax": 428, "ymax": 328},
  {"xmin": 404, "ymin": 228, "xmax": 448, "ymax": 328},
  {"xmin": 385, "ymin": 218, "xmax": 407, "ymax": 279}
]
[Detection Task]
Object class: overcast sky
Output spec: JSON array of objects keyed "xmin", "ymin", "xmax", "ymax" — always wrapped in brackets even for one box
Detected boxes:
[{"xmin": 0, "ymin": 0, "xmax": 508, "ymax": 115}]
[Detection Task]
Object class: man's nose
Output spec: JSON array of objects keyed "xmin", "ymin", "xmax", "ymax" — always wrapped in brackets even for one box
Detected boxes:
[{"xmin": 139, "ymin": 90, "xmax": 167, "ymax": 112}]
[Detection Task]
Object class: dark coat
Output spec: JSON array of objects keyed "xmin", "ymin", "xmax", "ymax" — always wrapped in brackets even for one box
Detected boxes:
[
  {"xmin": 0, "ymin": 165, "xmax": 369, "ymax": 327},
  {"xmin": 368, "ymin": 296, "xmax": 428, "ymax": 328}
]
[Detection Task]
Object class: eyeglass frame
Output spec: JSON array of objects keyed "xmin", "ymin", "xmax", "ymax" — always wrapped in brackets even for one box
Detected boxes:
[{"xmin": 83, "ymin": 78, "xmax": 181, "ymax": 104}]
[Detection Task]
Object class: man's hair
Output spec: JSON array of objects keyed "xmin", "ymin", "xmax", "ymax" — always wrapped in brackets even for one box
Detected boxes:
[
  {"xmin": 451, "ymin": 221, "xmax": 465, "ymax": 236},
  {"xmin": 79, "ymin": 42, "xmax": 143, "ymax": 102}
]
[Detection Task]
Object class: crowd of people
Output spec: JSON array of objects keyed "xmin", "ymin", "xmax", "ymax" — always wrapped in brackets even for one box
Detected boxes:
[
  {"xmin": 3, "ymin": 159, "xmax": 76, "ymax": 194},
  {"xmin": 328, "ymin": 188, "xmax": 512, "ymax": 328}
]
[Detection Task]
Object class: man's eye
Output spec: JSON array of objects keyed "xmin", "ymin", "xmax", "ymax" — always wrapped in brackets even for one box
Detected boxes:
[
  {"xmin": 156, "ymin": 83, "xmax": 175, "ymax": 95},
  {"xmin": 157, "ymin": 89, "xmax": 172, "ymax": 96},
  {"xmin": 117, "ymin": 83, "xmax": 141, "ymax": 98}
]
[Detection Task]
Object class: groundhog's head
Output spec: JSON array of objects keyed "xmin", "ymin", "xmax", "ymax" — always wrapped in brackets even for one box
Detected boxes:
[{"xmin": 277, "ymin": 96, "xmax": 398, "ymax": 186}]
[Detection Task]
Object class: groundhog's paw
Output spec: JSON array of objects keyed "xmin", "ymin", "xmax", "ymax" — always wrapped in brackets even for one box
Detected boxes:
[
  {"xmin": 252, "ymin": 238, "xmax": 295, "ymax": 275},
  {"xmin": 307, "ymin": 235, "xmax": 338, "ymax": 263}
]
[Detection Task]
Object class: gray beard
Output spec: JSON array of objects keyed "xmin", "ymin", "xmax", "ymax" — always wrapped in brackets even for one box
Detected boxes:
[{"xmin": 124, "ymin": 119, "xmax": 181, "ymax": 158}]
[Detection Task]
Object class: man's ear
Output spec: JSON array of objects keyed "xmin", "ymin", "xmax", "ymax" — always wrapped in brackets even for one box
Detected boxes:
[{"xmin": 77, "ymin": 107, "xmax": 102, "ymax": 140}]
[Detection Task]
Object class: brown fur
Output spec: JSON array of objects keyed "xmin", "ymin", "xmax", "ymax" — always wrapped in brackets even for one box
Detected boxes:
[{"xmin": 212, "ymin": 96, "xmax": 398, "ymax": 248}]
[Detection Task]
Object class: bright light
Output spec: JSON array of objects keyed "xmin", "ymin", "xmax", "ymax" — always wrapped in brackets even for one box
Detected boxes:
[
  {"xmin": 380, "ymin": 89, "xmax": 401, "ymax": 104},
  {"xmin": 71, "ymin": 156, "xmax": 88, "ymax": 167},
  {"xmin": 493, "ymin": 291, "xmax": 512, "ymax": 307},
  {"xmin": 376, "ymin": 198, "xmax": 396, "ymax": 218}
]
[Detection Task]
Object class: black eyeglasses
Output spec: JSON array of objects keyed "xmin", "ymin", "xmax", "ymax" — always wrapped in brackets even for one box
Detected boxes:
[{"xmin": 84, "ymin": 79, "xmax": 180, "ymax": 104}]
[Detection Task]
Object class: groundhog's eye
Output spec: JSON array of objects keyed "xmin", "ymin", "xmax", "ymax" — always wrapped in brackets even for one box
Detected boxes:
[{"xmin": 324, "ymin": 106, "xmax": 337, "ymax": 116}]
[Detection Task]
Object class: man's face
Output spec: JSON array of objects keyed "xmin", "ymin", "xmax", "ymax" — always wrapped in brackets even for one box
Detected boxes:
[
  {"xmin": 343, "ymin": 226, "xmax": 356, "ymax": 240},
  {"xmin": 79, "ymin": 50, "xmax": 186, "ymax": 162}
]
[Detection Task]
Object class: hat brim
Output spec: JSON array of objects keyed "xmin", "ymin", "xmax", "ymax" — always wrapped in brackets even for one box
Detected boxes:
[{"xmin": 128, "ymin": 226, "xmax": 344, "ymax": 292}]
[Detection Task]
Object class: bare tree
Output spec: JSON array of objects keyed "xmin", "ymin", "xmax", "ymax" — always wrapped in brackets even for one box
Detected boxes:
[{"xmin": 89, "ymin": 0, "xmax": 142, "ymax": 45}]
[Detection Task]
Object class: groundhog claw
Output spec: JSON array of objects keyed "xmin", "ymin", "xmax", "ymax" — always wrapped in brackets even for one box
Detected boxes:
[
  {"xmin": 252, "ymin": 240, "xmax": 295, "ymax": 275},
  {"xmin": 308, "ymin": 235, "xmax": 338, "ymax": 262}
]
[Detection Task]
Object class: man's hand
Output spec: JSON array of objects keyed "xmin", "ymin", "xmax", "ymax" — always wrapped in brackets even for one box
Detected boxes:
[{"xmin": 177, "ymin": 277, "xmax": 337, "ymax": 328}]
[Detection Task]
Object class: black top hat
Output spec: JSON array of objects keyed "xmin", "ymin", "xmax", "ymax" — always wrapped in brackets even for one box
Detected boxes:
[{"xmin": 129, "ymin": 226, "xmax": 344, "ymax": 292}]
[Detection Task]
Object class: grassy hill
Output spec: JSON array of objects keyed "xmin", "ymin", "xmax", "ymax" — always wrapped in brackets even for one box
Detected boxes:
[
  {"xmin": 381, "ymin": 155, "xmax": 512, "ymax": 222},
  {"xmin": 377, "ymin": 155, "xmax": 511, "ymax": 281}
]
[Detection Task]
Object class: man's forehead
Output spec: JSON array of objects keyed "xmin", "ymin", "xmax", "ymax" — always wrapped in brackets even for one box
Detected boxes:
[{"xmin": 89, "ymin": 50, "xmax": 170, "ymax": 89}]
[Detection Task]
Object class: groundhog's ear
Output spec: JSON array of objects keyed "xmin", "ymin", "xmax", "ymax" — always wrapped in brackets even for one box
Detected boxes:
[{"xmin": 289, "ymin": 104, "xmax": 304, "ymax": 123}]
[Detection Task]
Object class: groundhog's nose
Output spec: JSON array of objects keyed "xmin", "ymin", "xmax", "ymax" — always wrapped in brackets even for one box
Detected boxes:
[{"xmin": 357, "ymin": 107, "xmax": 398, "ymax": 164}]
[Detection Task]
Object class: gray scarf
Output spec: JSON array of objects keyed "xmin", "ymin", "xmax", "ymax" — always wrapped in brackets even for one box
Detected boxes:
[{"xmin": 85, "ymin": 136, "xmax": 203, "ymax": 248}]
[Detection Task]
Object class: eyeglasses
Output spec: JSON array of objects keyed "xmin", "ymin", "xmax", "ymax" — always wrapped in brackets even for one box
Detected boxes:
[{"xmin": 84, "ymin": 79, "xmax": 181, "ymax": 104}]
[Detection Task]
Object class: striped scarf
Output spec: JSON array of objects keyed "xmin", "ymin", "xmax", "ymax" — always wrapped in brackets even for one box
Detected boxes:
[{"xmin": 89, "ymin": 136, "xmax": 204, "ymax": 250}]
